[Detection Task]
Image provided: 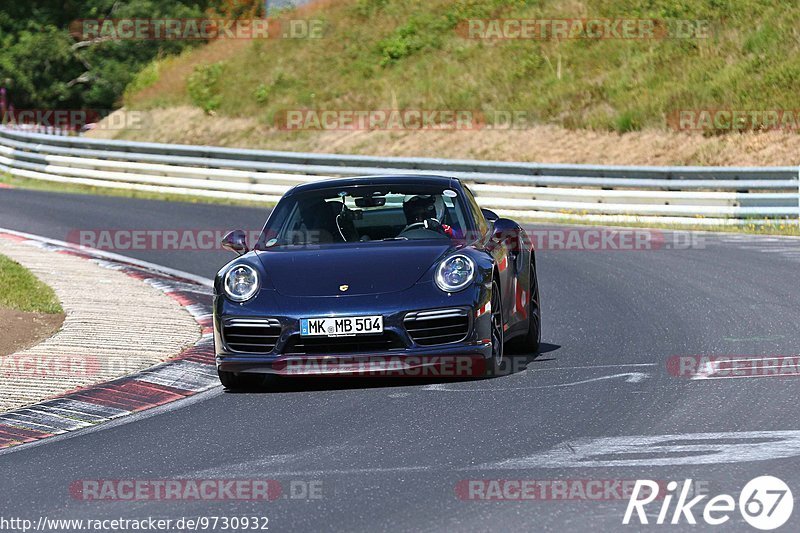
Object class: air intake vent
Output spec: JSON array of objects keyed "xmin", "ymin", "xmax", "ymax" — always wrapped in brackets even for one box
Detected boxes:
[
  {"xmin": 285, "ymin": 333, "xmax": 404, "ymax": 355},
  {"xmin": 222, "ymin": 318, "xmax": 281, "ymax": 353},
  {"xmin": 404, "ymin": 308, "xmax": 470, "ymax": 346}
]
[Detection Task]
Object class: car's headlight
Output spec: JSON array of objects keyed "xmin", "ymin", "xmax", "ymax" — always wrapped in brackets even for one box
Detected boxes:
[
  {"xmin": 435, "ymin": 254, "xmax": 475, "ymax": 292},
  {"xmin": 223, "ymin": 264, "xmax": 260, "ymax": 302}
]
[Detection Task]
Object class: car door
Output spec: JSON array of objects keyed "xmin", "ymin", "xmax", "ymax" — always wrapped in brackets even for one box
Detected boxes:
[{"xmin": 462, "ymin": 186, "xmax": 520, "ymax": 329}]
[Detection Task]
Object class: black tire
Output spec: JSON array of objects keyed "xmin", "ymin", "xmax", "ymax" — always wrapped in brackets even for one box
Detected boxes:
[
  {"xmin": 486, "ymin": 279, "xmax": 504, "ymax": 377},
  {"xmin": 509, "ymin": 263, "xmax": 541, "ymax": 354},
  {"xmin": 218, "ymin": 369, "xmax": 267, "ymax": 390}
]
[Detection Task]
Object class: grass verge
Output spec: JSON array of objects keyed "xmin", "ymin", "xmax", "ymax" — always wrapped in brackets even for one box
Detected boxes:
[
  {"xmin": 0, "ymin": 254, "xmax": 63, "ymax": 314},
  {"xmin": 127, "ymin": 0, "xmax": 800, "ymax": 134}
]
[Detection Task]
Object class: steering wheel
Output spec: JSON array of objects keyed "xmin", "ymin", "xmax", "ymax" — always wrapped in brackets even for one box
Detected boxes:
[
  {"xmin": 400, "ymin": 222, "xmax": 427, "ymax": 233},
  {"xmin": 399, "ymin": 218, "xmax": 446, "ymax": 237}
]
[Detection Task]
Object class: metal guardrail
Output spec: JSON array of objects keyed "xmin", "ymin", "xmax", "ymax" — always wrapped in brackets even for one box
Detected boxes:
[{"xmin": 1, "ymin": 128, "xmax": 798, "ymax": 225}]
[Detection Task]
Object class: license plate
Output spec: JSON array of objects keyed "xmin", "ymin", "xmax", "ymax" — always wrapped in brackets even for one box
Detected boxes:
[{"xmin": 301, "ymin": 316, "xmax": 383, "ymax": 337}]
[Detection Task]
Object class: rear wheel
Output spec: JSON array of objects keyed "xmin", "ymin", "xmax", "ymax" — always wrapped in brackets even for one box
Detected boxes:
[
  {"xmin": 509, "ymin": 263, "xmax": 541, "ymax": 354},
  {"xmin": 218, "ymin": 369, "xmax": 267, "ymax": 390}
]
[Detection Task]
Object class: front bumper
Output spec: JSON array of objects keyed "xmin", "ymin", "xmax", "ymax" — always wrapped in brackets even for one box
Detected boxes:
[
  {"xmin": 214, "ymin": 281, "xmax": 493, "ymax": 376},
  {"xmin": 217, "ymin": 346, "xmax": 493, "ymax": 377}
]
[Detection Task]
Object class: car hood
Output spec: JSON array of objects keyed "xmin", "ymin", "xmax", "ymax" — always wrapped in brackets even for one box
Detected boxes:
[{"xmin": 255, "ymin": 241, "xmax": 456, "ymax": 297}]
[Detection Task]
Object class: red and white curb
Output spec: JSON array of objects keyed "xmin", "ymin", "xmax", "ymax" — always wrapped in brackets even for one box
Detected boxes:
[{"xmin": 0, "ymin": 229, "xmax": 217, "ymax": 449}]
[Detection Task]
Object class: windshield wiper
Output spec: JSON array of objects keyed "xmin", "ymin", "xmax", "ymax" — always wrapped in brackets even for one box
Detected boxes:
[{"xmin": 381, "ymin": 237, "xmax": 408, "ymax": 241}]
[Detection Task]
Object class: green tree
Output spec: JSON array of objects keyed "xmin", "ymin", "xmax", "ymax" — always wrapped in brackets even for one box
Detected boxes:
[{"xmin": 0, "ymin": 0, "xmax": 228, "ymax": 112}]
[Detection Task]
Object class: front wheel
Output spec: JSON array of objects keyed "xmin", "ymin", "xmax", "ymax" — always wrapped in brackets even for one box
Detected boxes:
[{"xmin": 486, "ymin": 279, "xmax": 504, "ymax": 377}]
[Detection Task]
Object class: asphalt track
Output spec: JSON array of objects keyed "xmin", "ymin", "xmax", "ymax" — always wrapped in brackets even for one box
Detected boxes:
[{"xmin": 2, "ymin": 187, "xmax": 800, "ymax": 532}]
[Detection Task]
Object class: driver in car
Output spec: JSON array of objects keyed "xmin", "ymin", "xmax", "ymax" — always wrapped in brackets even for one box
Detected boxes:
[{"xmin": 402, "ymin": 195, "xmax": 454, "ymax": 238}]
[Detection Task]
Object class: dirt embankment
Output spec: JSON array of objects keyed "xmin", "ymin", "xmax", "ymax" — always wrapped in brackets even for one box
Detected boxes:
[{"xmin": 0, "ymin": 309, "xmax": 64, "ymax": 357}]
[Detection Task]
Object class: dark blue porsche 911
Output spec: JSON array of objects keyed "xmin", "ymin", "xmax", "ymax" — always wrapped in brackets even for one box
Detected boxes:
[{"xmin": 213, "ymin": 175, "xmax": 540, "ymax": 389}]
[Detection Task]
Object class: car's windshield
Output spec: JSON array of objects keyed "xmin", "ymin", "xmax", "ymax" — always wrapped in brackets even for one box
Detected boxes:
[{"xmin": 263, "ymin": 184, "xmax": 472, "ymax": 246}]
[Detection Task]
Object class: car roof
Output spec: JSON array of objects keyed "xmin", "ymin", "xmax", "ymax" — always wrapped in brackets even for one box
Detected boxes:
[{"xmin": 289, "ymin": 175, "xmax": 460, "ymax": 194}]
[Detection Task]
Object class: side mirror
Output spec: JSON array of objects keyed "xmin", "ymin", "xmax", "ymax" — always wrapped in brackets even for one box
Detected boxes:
[
  {"xmin": 222, "ymin": 230, "xmax": 249, "ymax": 255},
  {"xmin": 487, "ymin": 218, "xmax": 521, "ymax": 253},
  {"xmin": 481, "ymin": 208, "xmax": 499, "ymax": 223}
]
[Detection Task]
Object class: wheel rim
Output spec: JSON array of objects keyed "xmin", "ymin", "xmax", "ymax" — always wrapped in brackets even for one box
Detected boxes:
[{"xmin": 491, "ymin": 284, "xmax": 503, "ymax": 364}]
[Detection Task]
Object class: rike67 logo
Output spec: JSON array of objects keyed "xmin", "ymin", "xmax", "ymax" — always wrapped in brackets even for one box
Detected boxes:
[{"xmin": 624, "ymin": 476, "xmax": 792, "ymax": 530}]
